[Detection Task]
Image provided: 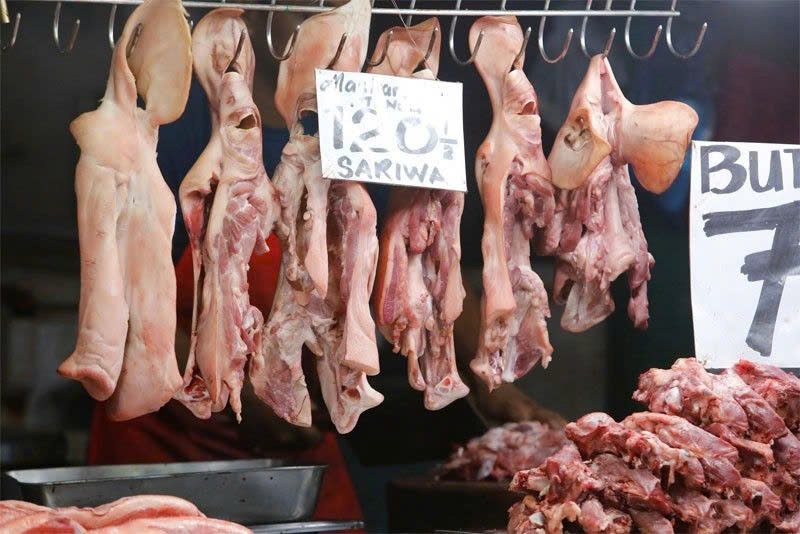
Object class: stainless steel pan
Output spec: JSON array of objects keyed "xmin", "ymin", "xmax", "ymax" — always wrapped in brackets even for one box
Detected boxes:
[{"xmin": 3, "ymin": 459, "xmax": 325, "ymax": 525}]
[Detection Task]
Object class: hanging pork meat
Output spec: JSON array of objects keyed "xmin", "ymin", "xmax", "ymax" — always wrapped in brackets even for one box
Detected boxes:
[
  {"xmin": 249, "ymin": 0, "xmax": 383, "ymax": 433},
  {"xmin": 58, "ymin": 0, "xmax": 192, "ymax": 421},
  {"xmin": 539, "ymin": 55, "xmax": 698, "ymax": 332},
  {"xmin": 469, "ymin": 16, "xmax": 556, "ymax": 392},
  {"xmin": 173, "ymin": 9, "xmax": 280, "ymax": 422},
  {"xmin": 370, "ymin": 19, "xmax": 470, "ymax": 410}
]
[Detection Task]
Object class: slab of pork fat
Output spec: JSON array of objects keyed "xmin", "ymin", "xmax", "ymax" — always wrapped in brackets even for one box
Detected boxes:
[{"xmin": 58, "ymin": 0, "xmax": 192, "ymax": 420}]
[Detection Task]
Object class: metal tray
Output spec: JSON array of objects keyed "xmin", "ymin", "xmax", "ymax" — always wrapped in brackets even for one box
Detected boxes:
[
  {"xmin": 251, "ymin": 520, "xmax": 364, "ymax": 533},
  {"xmin": 3, "ymin": 459, "xmax": 325, "ymax": 525}
]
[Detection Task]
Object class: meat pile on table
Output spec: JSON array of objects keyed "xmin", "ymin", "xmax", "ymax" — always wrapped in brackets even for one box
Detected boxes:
[
  {"xmin": 438, "ymin": 421, "xmax": 569, "ymax": 482},
  {"xmin": 507, "ymin": 358, "xmax": 800, "ymax": 533},
  {"xmin": 0, "ymin": 495, "xmax": 251, "ymax": 533}
]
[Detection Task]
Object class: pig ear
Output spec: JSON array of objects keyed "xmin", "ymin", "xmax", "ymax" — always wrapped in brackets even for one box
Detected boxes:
[
  {"xmin": 548, "ymin": 107, "xmax": 612, "ymax": 190},
  {"xmin": 123, "ymin": 0, "xmax": 192, "ymax": 126},
  {"xmin": 621, "ymin": 101, "xmax": 698, "ymax": 194}
]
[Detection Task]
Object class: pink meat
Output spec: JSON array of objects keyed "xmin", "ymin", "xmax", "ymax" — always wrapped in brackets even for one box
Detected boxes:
[
  {"xmin": 733, "ymin": 359, "xmax": 800, "ymax": 432},
  {"xmin": 57, "ymin": 0, "xmax": 191, "ymax": 420},
  {"xmin": 0, "ymin": 496, "xmax": 230, "ymax": 534},
  {"xmin": 175, "ymin": 9, "xmax": 279, "ymax": 422},
  {"xmin": 566, "ymin": 412, "xmax": 705, "ymax": 490},
  {"xmin": 578, "ymin": 498, "xmax": 632, "ymax": 534},
  {"xmin": 629, "ymin": 510, "xmax": 674, "ymax": 534},
  {"xmin": 634, "ymin": 358, "xmax": 748, "ymax": 435},
  {"xmin": 438, "ymin": 421, "xmax": 569, "ymax": 481},
  {"xmin": 249, "ymin": 0, "xmax": 383, "ymax": 433},
  {"xmin": 469, "ymin": 16, "xmax": 555, "ymax": 391},
  {"xmin": 88, "ymin": 516, "xmax": 251, "ymax": 534},
  {"xmin": 510, "ymin": 443, "xmax": 603, "ymax": 503},
  {"xmin": 508, "ymin": 498, "xmax": 581, "ymax": 534},
  {"xmin": 1, "ymin": 512, "xmax": 86, "ymax": 534},
  {"xmin": 589, "ymin": 454, "xmax": 673, "ymax": 515},
  {"xmin": 540, "ymin": 56, "xmax": 697, "ymax": 332},
  {"xmin": 371, "ymin": 19, "xmax": 469, "ymax": 410},
  {"xmin": 622, "ymin": 412, "xmax": 742, "ymax": 492},
  {"xmin": 506, "ymin": 358, "xmax": 799, "ymax": 533}
]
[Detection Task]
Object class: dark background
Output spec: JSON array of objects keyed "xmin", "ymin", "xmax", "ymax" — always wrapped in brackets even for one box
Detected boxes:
[{"xmin": 1, "ymin": 0, "xmax": 799, "ymax": 530}]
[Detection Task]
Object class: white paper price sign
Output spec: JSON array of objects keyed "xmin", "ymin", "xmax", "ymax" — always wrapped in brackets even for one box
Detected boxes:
[
  {"xmin": 315, "ymin": 69, "xmax": 467, "ymax": 192},
  {"xmin": 690, "ymin": 141, "xmax": 800, "ymax": 369}
]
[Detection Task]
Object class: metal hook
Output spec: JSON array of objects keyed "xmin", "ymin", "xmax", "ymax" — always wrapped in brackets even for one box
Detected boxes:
[
  {"xmin": 108, "ymin": 4, "xmax": 118, "ymax": 50},
  {"xmin": 405, "ymin": 0, "xmax": 415, "ymax": 26},
  {"xmin": 266, "ymin": 0, "xmax": 300, "ymax": 61},
  {"xmin": 365, "ymin": 29, "xmax": 392, "ymax": 68},
  {"xmin": 512, "ymin": 26, "xmax": 531, "ymax": 71},
  {"xmin": 624, "ymin": 0, "xmax": 662, "ymax": 59},
  {"xmin": 580, "ymin": 0, "xmax": 616, "ymax": 58},
  {"xmin": 1, "ymin": 12, "xmax": 20, "ymax": 52},
  {"xmin": 53, "ymin": 2, "xmax": 80, "ymax": 54},
  {"xmin": 421, "ymin": 25, "xmax": 438, "ymax": 64},
  {"xmin": 328, "ymin": 33, "xmax": 347, "ymax": 68},
  {"xmin": 412, "ymin": 25, "xmax": 439, "ymax": 71},
  {"xmin": 665, "ymin": 0, "xmax": 706, "ymax": 58},
  {"xmin": 125, "ymin": 23, "xmax": 143, "ymax": 58},
  {"xmin": 226, "ymin": 29, "xmax": 245, "ymax": 72},
  {"xmin": 538, "ymin": 0, "xmax": 573, "ymax": 64},
  {"xmin": 448, "ymin": 0, "xmax": 483, "ymax": 66}
]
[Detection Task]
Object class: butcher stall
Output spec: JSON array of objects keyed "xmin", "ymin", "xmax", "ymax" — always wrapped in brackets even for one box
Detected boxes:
[{"xmin": 1, "ymin": 0, "xmax": 799, "ymax": 532}]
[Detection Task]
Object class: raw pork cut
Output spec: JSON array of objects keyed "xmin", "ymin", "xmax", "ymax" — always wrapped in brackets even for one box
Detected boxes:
[
  {"xmin": 438, "ymin": 421, "xmax": 569, "ymax": 481},
  {"xmin": 89, "ymin": 517, "xmax": 251, "ymax": 533},
  {"xmin": 566, "ymin": 412, "xmax": 706, "ymax": 490},
  {"xmin": 0, "ymin": 495, "xmax": 250, "ymax": 533},
  {"xmin": 539, "ymin": 56, "xmax": 697, "ymax": 332},
  {"xmin": 733, "ymin": 359, "xmax": 800, "ymax": 432},
  {"xmin": 622, "ymin": 412, "xmax": 742, "ymax": 492},
  {"xmin": 469, "ymin": 16, "xmax": 555, "ymax": 391},
  {"xmin": 633, "ymin": 357, "xmax": 788, "ymax": 443},
  {"xmin": 174, "ymin": 9, "xmax": 279, "ymax": 422},
  {"xmin": 577, "ymin": 498, "xmax": 632, "ymax": 534},
  {"xmin": 370, "ymin": 19, "xmax": 469, "ymax": 410},
  {"xmin": 248, "ymin": 0, "xmax": 383, "ymax": 433},
  {"xmin": 58, "ymin": 0, "xmax": 192, "ymax": 420}
]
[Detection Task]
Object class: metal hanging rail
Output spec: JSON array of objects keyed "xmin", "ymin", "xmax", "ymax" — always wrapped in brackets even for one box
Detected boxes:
[{"xmin": 1, "ymin": 0, "xmax": 708, "ymax": 62}]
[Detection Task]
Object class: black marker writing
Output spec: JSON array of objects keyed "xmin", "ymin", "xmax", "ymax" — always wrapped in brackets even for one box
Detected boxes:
[
  {"xmin": 703, "ymin": 200, "xmax": 800, "ymax": 356},
  {"xmin": 701, "ymin": 145, "xmax": 799, "ymax": 194}
]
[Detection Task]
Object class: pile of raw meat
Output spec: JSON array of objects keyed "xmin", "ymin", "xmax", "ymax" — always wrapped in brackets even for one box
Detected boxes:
[
  {"xmin": 437, "ymin": 421, "xmax": 569, "ymax": 482},
  {"xmin": 0, "ymin": 495, "xmax": 250, "ymax": 533},
  {"xmin": 507, "ymin": 358, "xmax": 800, "ymax": 534}
]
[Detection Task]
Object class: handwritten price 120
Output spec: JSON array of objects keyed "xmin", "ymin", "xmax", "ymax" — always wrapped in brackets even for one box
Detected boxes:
[{"xmin": 331, "ymin": 106, "xmax": 457, "ymax": 160}]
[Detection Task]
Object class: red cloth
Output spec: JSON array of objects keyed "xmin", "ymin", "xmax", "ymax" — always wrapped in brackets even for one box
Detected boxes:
[{"xmin": 87, "ymin": 236, "xmax": 363, "ymax": 524}]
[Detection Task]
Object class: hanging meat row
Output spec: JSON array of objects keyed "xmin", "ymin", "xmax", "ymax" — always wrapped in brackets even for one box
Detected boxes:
[{"xmin": 58, "ymin": 0, "xmax": 697, "ymax": 432}]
